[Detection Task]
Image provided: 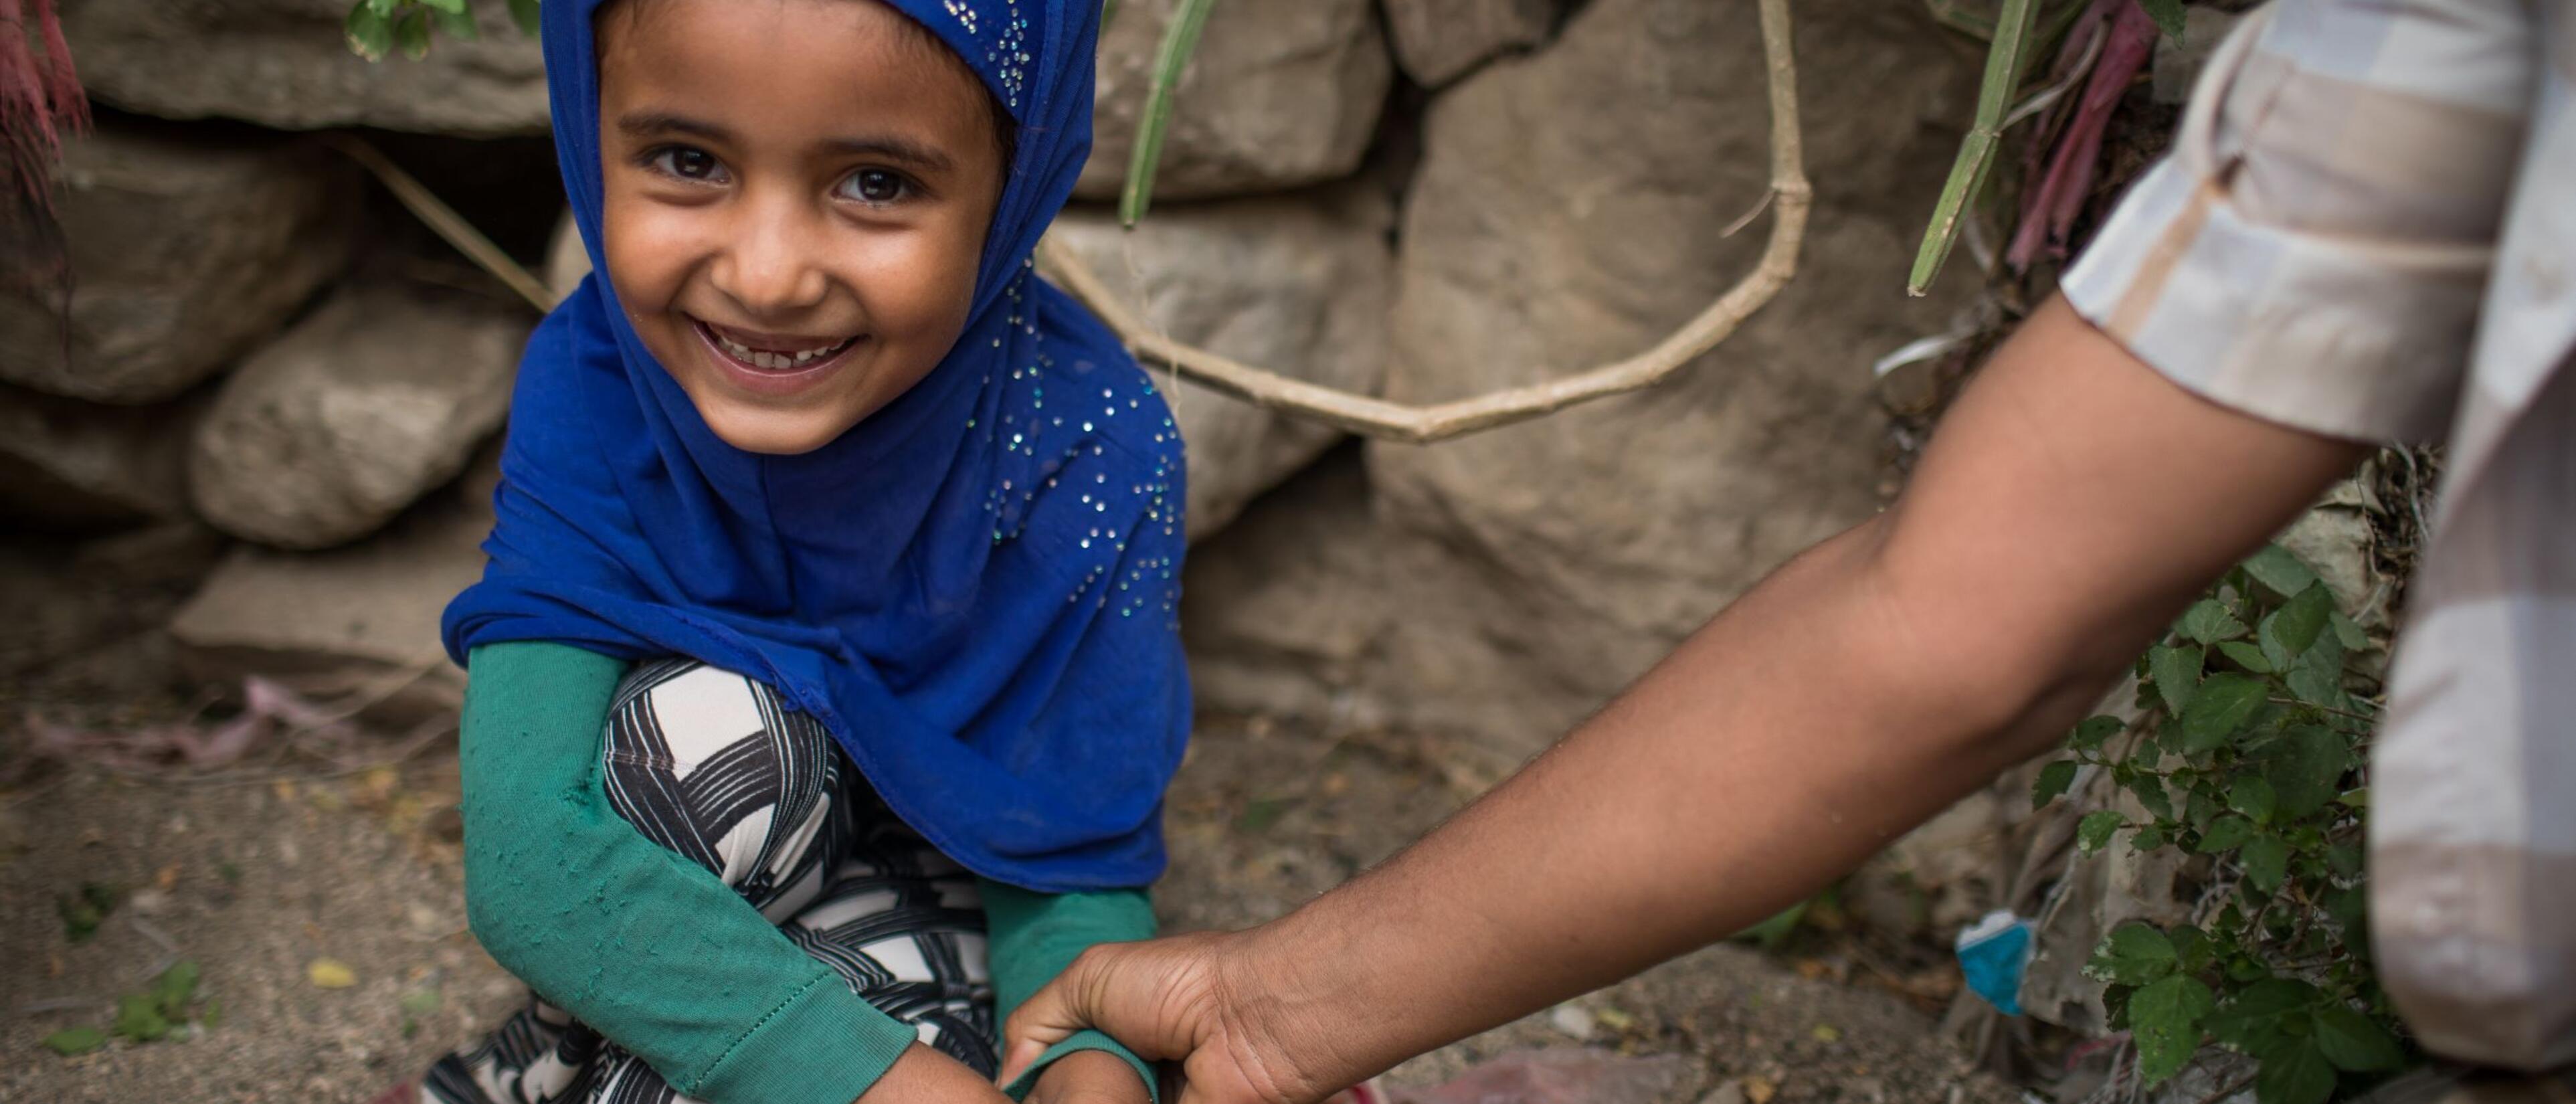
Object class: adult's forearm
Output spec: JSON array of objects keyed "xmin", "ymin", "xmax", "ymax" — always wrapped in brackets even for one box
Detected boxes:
[
  {"xmin": 1228, "ymin": 517, "xmax": 2082, "ymax": 1089},
  {"xmin": 1217, "ymin": 300, "xmax": 2367, "ymax": 1097}
]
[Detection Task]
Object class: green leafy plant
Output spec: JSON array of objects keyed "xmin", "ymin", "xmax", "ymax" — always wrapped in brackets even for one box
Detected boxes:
[
  {"xmin": 2033, "ymin": 543, "xmax": 2412, "ymax": 1104},
  {"xmin": 344, "ymin": 0, "xmax": 539, "ymax": 62},
  {"xmin": 37, "ymin": 961, "xmax": 211, "ymax": 1056},
  {"xmin": 55, "ymin": 882, "xmax": 116, "ymax": 944}
]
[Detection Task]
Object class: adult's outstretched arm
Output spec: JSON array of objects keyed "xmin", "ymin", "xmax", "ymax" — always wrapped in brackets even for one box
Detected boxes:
[{"xmin": 999, "ymin": 296, "xmax": 2369, "ymax": 1104}]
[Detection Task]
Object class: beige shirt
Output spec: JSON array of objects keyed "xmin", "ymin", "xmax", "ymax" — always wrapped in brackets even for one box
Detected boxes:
[{"xmin": 2062, "ymin": 0, "xmax": 2576, "ymax": 1069}]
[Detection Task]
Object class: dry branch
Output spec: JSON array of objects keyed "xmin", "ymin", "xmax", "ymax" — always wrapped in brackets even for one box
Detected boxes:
[{"xmin": 1041, "ymin": 0, "xmax": 1808, "ymax": 444}]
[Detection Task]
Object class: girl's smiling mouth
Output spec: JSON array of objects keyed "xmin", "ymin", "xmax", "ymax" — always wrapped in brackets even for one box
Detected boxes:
[{"xmin": 691, "ymin": 317, "xmax": 865, "ymax": 394}]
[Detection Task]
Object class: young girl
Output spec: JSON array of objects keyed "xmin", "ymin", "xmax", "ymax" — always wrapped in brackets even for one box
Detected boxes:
[{"xmin": 418, "ymin": 1, "xmax": 1188, "ymax": 1103}]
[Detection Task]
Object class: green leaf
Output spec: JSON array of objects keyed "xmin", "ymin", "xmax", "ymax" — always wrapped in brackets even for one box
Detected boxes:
[
  {"xmin": 2241, "ymin": 834, "xmax": 2292, "ymax": 891},
  {"xmin": 2179, "ymin": 600, "xmax": 2247, "ymax": 645},
  {"xmin": 346, "ymin": 1, "xmax": 393, "ymax": 60},
  {"xmin": 43, "ymin": 1027, "xmax": 108, "ymax": 1055},
  {"xmin": 2313, "ymin": 1004, "xmax": 2404, "ymax": 1071},
  {"xmin": 399, "ymin": 988, "xmax": 442, "ymax": 1016},
  {"xmin": 2286, "ymin": 666, "xmax": 2345, "ymax": 709},
  {"xmin": 2033, "ymin": 760, "xmax": 2078, "ymax": 809},
  {"xmin": 2148, "ymin": 644, "xmax": 2205, "ymax": 713},
  {"xmin": 2078, "ymin": 810, "xmax": 2124, "ymax": 855},
  {"xmin": 394, "ymin": 7, "xmax": 433, "ymax": 59},
  {"xmin": 199, "ymin": 999, "xmax": 223, "ymax": 1030},
  {"xmin": 2199, "ymin": 814, "xmax": 2255, "ymax": 854},
  {"xmin": 113, "ymin": 993, "xmax": 169, "ymax": 1042},
  {"xmin": 1121, "ymin": 0, "xmax": 1218, "ymax": 225},
  {"xmin": 2132, "ymin": 973, "xmax": 2217, "ymax": 1084},
  {"xmin": 2257, "ymin": 1036, "xmax": 2337, "ymax": 1104},
  {"xmin": 2264, "ymin": 726, "xmax": 2348, "ymax": 818},
  {"xmin": 2090, "ymin": 923, "xmax": 2179, "ymax": 985},
  {"xmin": 2170, "ymin": 925, "xmax": 2217, "ymax": 973},
  {"xmin": 2176, "ymin": 673, "xmax": 2268, "ymax": 753},
  {"xmin": 2231, "ymin": 777, "xmax": 2278, "ymax": 824},
  {"xmin": 2271, "ymin": 583, "xmax": 2334, "ymax": 660},
  {"xmin": 2243, "ymin": 545, "xmax": 2322, "ymax": 600},
  {"xmin": 2328, "ymin": 609, "xmax": 2371, "ymax": 651},
  {"xmin": 2218, "ymin": 640, "xmax": 2275, "ymax": 674},
  {"xmin": 2324, "ymin": 886, "xmax": 2366, "ymax": 931},
  {"xmin": 367, "ymin": 0, "xmax": 399, "ymax": 15},
  {"xmin": 1908, "ymin": 0, "xmax": 2039, "ymax": 293},
  {"xmin": 2206, "ymin": 978, "xmax": 2316, "ymax": 1050},
  {"xmin": 418, "ymin": 0, "xmax": 465, "ymax": 11},
  {"xmin": 2134, "ymin": 0, "xmax": 2187, "ymax": 42},
  {"xmin": 2069, "ymin": 715, "xmax": 2124, "ymax": 751},
  {"xmin": 153, "ymin": 961, "xmax": 200, "ymax": 1018},
  {"xmin": 509, "ymin": 0, "xmax": 541, "ymax": 36},
  {"xmin": 432, "ymin": 3, "xmax": 479, "ymax": 41},
  {"xmin": 2126, "ymin": 773, "xmax": 2175, "ymax": 820},
  {"xmin": 2132, "ymin": 824, "xmax": 2168, "ymax": 852},
  {"xmin": 2187, "ymin": 784, "xmax": 2222, "ymax": 829}
]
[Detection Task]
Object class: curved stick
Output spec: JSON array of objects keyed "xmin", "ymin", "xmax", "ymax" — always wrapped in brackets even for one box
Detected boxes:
[{"xmin": 1039, "ymin": 0, "xmax": 1807, "ymax": 445}]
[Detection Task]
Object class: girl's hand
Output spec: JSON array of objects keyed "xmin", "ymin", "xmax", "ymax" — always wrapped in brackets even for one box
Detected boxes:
[
  {"xmin": 862, "ymin": 1043, "xmax": 1016, "ymax": 1104},
  {"xmin": 1025, "ymin": 1049, "xmax": 1153, "ymax": 1104}
]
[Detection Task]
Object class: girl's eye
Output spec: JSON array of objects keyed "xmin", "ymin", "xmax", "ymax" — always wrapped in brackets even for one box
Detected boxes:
[
  {"xmin": 649, "ymin": 147, "xmax": 728, "ymax": 183},
  {"xmin": 840, "ymin": 169, "xmax": 911, "ymax": 205}
]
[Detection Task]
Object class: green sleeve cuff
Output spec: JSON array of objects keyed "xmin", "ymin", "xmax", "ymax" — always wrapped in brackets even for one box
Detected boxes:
[
  {"xmin": 691, "ymin": 973, "xmax": 922, "ymax": 1104},
  {"xmin": 1002, "ymin": 1030, "xmax": 1159, "ymax": 1104}
]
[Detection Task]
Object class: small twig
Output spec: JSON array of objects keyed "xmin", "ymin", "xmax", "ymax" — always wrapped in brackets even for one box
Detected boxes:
[
  {"xmin": 325, "ymin": 134, "xmax": 555, "ymax": 312},
  {"xmin": 2194, "ymin": 1073, "xmax": 2256, "ymax": 1104}
]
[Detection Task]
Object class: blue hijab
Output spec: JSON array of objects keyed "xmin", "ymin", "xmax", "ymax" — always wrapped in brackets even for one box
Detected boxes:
[{"xmin": 443, "ymin": 0, "xmax": 1189, "ymax": 892}]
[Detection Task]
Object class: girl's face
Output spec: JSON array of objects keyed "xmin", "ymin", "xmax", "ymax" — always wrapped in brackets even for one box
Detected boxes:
[{"xmin": 597, "ymin": 0, "xmax": 1006, "ymax": 456}]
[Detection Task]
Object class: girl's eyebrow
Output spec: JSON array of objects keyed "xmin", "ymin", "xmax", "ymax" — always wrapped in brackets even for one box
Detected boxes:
[
  {"xmin": 618, "ymin": 110, "xmax": 730, "ymax": 143},
  {"xmin": 820, "ymin": 136, "xmax": 955, "ymax": 175},
  {"xmin": 616, "ymin": 110, "xmax": 953, "ymax": 175}
]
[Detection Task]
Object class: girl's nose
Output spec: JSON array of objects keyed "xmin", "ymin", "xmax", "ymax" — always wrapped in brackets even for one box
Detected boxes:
[{"xmin": 709, "ymin": 201, "xmax": 830, "ymax": 316}]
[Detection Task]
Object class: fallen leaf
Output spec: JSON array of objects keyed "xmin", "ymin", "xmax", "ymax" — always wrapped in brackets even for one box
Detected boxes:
[
  {"xmin": 1745, "ymin": 1075, "xmax": 1778, "ymax": 1104},
  {"xmin": 1594, "ymin": 1006, "xmax": 1637, "ymax": 1031},
  {"xmin": 308, "ymin": 958, "xmax": 358, "ymax": 988},
  {"xmin": 1811, "ymin": 1024, "xmax": 1842, "ymax": 1042},
  {"xmin": 154, "ymin": 864, "xmax": 180, "ymax": 890}
]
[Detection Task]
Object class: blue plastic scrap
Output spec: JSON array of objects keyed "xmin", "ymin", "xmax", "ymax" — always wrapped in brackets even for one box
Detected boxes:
[{"xmin": 1956, "ymin": 909, "xmax": 2035, "ymax": 1015}]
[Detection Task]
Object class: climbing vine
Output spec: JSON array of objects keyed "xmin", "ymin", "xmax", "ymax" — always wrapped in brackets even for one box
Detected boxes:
[{"xmin": 2033, "ymin": 543, "xmax": 2414, "ymax": 1104}]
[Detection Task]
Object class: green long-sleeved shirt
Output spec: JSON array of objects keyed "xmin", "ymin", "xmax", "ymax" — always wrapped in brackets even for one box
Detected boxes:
[{"xmin": 458, "ymin": 642, "xmax": 1156, "ymax": 1104}]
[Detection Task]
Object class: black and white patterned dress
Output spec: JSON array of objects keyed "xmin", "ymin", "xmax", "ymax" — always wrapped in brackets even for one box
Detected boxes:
[{"xmin": 422, "ymin": 660, "xmax": 997, "ymax": 1104}]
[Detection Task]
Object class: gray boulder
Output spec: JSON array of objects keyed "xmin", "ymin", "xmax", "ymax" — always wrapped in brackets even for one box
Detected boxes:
[
  {"xmin": 0, "ymin": 123, "xmax": 357, "ymax": 403},
  {"xmin": 58, "ymin": 0, "xmax": 549, "ymax": 135},
  {"xmin": 1382, "ymin": 0, "xmax": 1559, "ymax": 87},
  {"xmin": 189, "ymin": 286, "xmax": 527, "ymax": 551},
  {"xmin": 169, "ymin": 454, "xmax": 496, "ymax": 725},
  {"xmin": 0, "ymin": 384, "xmax": 200, "ymax": 531},
  {"xmin": 1079, "ymin": 0, "xmax": 1392, "ymax": 202},
  {"xmin": 1182, "ymin": 0, "xmax": 1979, "ymax": 753},
  {"xmin": 1050, "ymin": 185, "xmax": 1393, "ymax": 540}
]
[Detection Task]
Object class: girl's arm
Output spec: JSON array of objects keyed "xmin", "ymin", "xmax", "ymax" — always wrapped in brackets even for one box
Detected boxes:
[
  {"xmin": 985, "ymin": 881, "xmax": 1160, "ymax": 1103},
  {"xmin": 458, "ymin": 641, "xmax": 965, "ymax": 1104}
]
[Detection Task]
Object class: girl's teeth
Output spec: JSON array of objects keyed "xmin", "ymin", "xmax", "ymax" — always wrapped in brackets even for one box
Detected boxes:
[{"xmin": 711, "ymin": 329, "xmax": 846, "ymax": 369}]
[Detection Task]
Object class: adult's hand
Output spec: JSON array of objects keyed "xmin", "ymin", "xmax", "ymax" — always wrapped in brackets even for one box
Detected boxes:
[
  {"xmin": 1008, "ymin": 297, "xmax": 2367, "ymax": 1104},
  {"xmin": 1000, "ymin": 931, "xmax": 1318, "ymax": 1104}
]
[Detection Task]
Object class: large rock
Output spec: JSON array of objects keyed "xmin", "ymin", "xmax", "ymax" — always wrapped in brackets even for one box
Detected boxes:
[
  {"xmin": 58, "ymin": 0, "xmax": 548, "ymax": 134},
  {"xmin": 1382, "ymin": 0, "xmax": 1559, "ymax": 87},
  {"xmin": 1049, "ymin": 186, "xmax": 1393, "ymax": 539},
  {"xmin": 1078, "ymin": 0, "xmax": 1392, "ymax": 201},
  {"xmin": 169, "ymin": 455, "xmax": 495, "ymax": 724},
  {"xmin": 0, "ymin": 122, "xmax": 357, "ymax": 403},
  {"xmin": 189, "ymin": 285, "xmax": 527, "ymax": 551},
  {"xmin": 1182, "ymin": 0, "xmax": 1979, "ymax": 753},
  {"xmin": 0, "ymin": 385, "xmax": 200, "ymax": 531}
]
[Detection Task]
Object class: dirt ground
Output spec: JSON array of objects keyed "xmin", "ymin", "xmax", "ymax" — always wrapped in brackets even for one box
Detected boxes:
[{"xmin": 0, "ymin": 531, "xmax": 2021, "ymax": 1104}]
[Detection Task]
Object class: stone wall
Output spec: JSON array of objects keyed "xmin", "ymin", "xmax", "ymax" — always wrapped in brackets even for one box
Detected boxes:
[{"xmin": 9, "ymin": 0, "xmax": 1977, "ymax": 751}]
